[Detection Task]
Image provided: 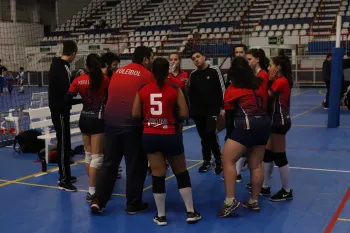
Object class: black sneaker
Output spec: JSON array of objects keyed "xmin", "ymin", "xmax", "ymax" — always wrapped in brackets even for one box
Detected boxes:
[
  {"xmin": 242, "ymin": 200, "xmax": 260, "ymax": 212},
  {"xmin": 248, "ymin": 186, "xmax": 271, "ymax": 196},
  {"xmin": 198, "ymin": 161, "xmax": 211, "ymax": 172},
  {"xmin": 269, "ymin": 188, "xmax": 293, "ymax": 202},
  {"xmin": 186, "ymin": 210, "xmax": 202, "ymax": 223},
  {"xmin": 58, "ymin": 182, "xmax": 77, "ymax": 192},
  {"xmin": 236, "ymin": 174, "xmax": 242, "ymax": 183},
  {"xmin": 217, "ymin": 199, "xmax": 240, "ymax": 218},
  {"xmin": 214, "ymin": 161, "xmax": 222, "ymax": 175},
  {"xmin": 125, "ymin": 202, "xmax": 149, "ymax": 215},
  {"xmin": 90, "ymin": 200, "xmax": 103, "ymax": 214},
  {"xmin": 86, "ymin": 192, "xmax": 93, "ymax": 202},
  {"xmin": 245, "ymin": 183, "xmax": 252, "ymax": 189},
  {"xmin": 153, "ymin": 215, "xmax": 167, "ymax": 226},
  {"xmin": 57, "ymin": 176, "xmax": 77, "ymax": 184}
]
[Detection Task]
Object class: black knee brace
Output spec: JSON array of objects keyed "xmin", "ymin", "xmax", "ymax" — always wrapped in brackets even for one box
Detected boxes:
[
  {"xmin": 152, "ymin": 176, "xmax": 166, "ymax": 193},
  {"xmin": 273, "ymin": 152, "xmax": 288, "ymax": 167},
  {"xmin": 263, "ymin": 149, "xmax": 274, "ymax": 163},
  {"xmin": 175, "ymin": 170, "xmax": 191, "ymax": 189}
]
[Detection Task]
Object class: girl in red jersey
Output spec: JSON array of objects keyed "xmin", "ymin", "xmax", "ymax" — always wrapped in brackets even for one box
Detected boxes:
[
  {"xmin": 66, "ymin": 54, "xmax": 110, "ymax": 201},
  {"xmin": 168, "ymin": 52, "xmax": 189, "ymax": 91},
  {"xmin": 263, "ymin": 54, "xmax": 294, "ymax": 202},
  {"xmin": 132, "ymin": 57, "xmax": 201, "ymax": 226},
  {"xmin": 217, "ymin": 57, "xmax": 271, "ymax": 217},
  {"xmin": 243, "ymin": 49, "xmax": 271, "ymax": 191}
]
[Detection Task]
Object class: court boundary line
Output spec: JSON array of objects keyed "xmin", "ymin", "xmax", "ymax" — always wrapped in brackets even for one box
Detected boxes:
[
  {"xmin": 337, "ymin": 218, "xmax": 350, "ymax": 222},
  {"xmin": 324, "ymin": 188, "xmax": 350, "ymax": 233},
  {"xmin": 186, "ymin": 159, "xmax": 350, "ymax": 173},
  {"xmin": 0, "ymin": 159, "xmax": 204, "ymax": 197},
  {"xmin": 0, "ymin": 159, "xmax": 85, "ymax": 188}
]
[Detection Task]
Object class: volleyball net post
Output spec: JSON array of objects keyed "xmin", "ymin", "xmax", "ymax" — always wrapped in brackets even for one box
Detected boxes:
[{"xmin": 327, "ymin": 15, "xmax": 344, "ymax": 128}]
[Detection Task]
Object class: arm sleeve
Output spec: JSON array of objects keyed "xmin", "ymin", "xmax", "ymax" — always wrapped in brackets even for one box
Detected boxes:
[
  {"xmin": 65, "ymin": 78, "xmax": 79, "ymax": 103},
  {"xmin": 269, "ymin": 79, "xmax": 281, "ymax": 96},
  {"xmin": 213, "ymin": 67, "xmax": 226, "ymax": 108}
]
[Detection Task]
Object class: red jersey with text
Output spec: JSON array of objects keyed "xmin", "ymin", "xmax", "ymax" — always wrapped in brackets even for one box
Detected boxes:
[
  {"xmin": 138, "ymin": 81, "xmax": 178, "ymax": 134},
  {"xmin": 269, "ymin": 76, "xmax": 291, "ymax": 125},
  {"xmin": 168, "ymin": 71, "xmax": 188, "ymax": 90},
  {"xmin": 68, "ymin": 74, "xmax": 110, "ymax": 119},
  {"xmin": 224, "ymin": 84, "xmax": 267, "ymax": 130},
  {"xmin": 256, "ymin": 69, "xmax": 269, "ymax": 112},
  {"xmin": 104, "ymin": 63, "xmax": 154, "ymax": 129}
]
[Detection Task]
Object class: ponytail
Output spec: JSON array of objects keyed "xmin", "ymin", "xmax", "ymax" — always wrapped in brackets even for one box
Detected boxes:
[
  {"xmin": 86, "ymin": 53, "xmax": 103, "ymax": 91},
  {"xmin": 152, "ymin": 57, "xmax": 169, "ymax": 89}
]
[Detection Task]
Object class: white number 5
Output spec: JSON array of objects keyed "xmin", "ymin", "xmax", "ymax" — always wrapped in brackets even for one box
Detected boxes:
[{"xmin": 150, "ymin": 93, "xmax": 162, "ymax": 115}]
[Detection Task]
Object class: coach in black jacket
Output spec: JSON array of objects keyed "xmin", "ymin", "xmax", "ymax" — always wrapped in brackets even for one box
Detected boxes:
[
  {"xmin": 48, "ymin": 40, "xmax": 78, "ymax": 192},
  {"xmin": 189, "ymin": 51, "xmax": 226, "ymax": 174}
]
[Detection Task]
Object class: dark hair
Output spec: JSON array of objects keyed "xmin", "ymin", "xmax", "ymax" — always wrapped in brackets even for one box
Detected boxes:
[
  {"xmin": 101, "ymin": 52, "xmax": 120, "ymax": 68},
  {"xmin": 347, "ymin": 51, "xmax": 350, "ymax": 57},
  {"xmin": 228, "ymin": 56, "xmax": 263, "ymax": 89},
  {"xmin": 86, "ymin": 53, "xmax": 104, "ymax": 91},
  {"xmin": 62, "ymin": 40, "xmax": 78, "ymax": 56},
  {"xmin": 152, "ymin": 57, "xmax": 169, "ymax": 88},
  {"xmin": 271, "ymin": 54, "xmax": 293, "ymax": 88},
  {"xmin": 235, "ymin": 44, "xmax": 248, "ymax": 52},
  {"xmin": 246, "ymin": 48, "xmax": 269, "ymax": 72},
  {"xmin": 326, "ymin": 52, "xmax": 332, "ymax": 59},
  {"xmin": 132, "ymin": 46, "xmax": 153, "ymax": 64},
  {"xmin": 190, "ymin": 50, "xmax": 204, "ymax": 58}
]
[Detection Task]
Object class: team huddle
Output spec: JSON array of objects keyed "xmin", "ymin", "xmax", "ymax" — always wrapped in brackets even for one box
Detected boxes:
[{"xmin": 50, "ymin": 41, "xmax": 293, "ymax": 226}]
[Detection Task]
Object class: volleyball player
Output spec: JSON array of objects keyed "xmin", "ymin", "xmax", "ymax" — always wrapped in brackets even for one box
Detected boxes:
[
  {"xmin": 217, "ymin": 57, "xmax": 270, "ymax": 217},
  {"xmin": 263, "ymin": 54, "xmax": 294, "ymax": 201},
  {"xmin": 132, "ymin": 57, "xmax": 201, "ymax": 225},
  {"xmin": 244, "ymin": 49, "xmax": 270, "ymax": 192},
  {"xmin": 66, "ymin": 54, "xmax": 109, "ymax": 201}
]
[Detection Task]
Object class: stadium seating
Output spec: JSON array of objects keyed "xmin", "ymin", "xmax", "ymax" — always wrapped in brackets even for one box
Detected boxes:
[{"xmin": 38, "ymin": 0, "xmax": 349, "ymax": 58}]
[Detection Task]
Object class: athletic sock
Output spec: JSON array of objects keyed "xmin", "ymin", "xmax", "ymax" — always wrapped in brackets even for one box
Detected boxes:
[
  {"xmin": 236, "ymin": 157, "xmax": 246, "ymax": 175},
  {"xmin": 225, "ymin": 197, "xmax": 235, "ymax": 205},
  {"xmin": 248, "ymin": 198, "xmax": 258, "ymax": 204},
  {"xmin": 279, "ymin": 164, "xmax": 290, "ymax": 192},
  {"xmin": 263, "ymin": 162, "xmax": 274, "ymax": 188},
  {"xmin": 89, "ymin": 187, "xmax": 95, "ymax": 195},
  {"xmin": 179, "ymin": 187, "xmax": 194, "ymax": 213},
  {"xmin": 153, "ymin": 193, "xmax": 166, "ymax": 217}
]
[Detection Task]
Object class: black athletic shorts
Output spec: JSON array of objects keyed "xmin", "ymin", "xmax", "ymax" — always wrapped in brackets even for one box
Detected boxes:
[
  {"xmin": 271, "ymin": 116, "xmax": 291, "ymax": 135},
  {"xmin": 230, "ymin": 115, "xmax": 271, "ymax": 148},
  {"xmin": 142, "ymin": 134, "xmax": 184, "ymax": 156},
  {"xmin": 79, "ymin": 116, "xmax": 104, "ymax": 134}
]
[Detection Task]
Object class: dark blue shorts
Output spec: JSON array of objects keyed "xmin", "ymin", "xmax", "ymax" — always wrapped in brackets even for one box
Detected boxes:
[
  {"xmin": 271, "ymin": 116, "xmax": 291, "ymax": 135},
  {"xmin": 79, "ymin": 116, "xmax": 104, "ymax": 135},
  {"xmin": 142, "ymin": 134, "xmax": 184, "ymax": 156},
  {"xmin": 230, "ymin": 116, "xmax": 271, "ymax": 148}
]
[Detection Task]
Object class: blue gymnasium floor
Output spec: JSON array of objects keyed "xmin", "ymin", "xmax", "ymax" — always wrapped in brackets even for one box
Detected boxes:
[{"xmin": 1, "ymin": 88, "xmax": 350, "ymax": 233}]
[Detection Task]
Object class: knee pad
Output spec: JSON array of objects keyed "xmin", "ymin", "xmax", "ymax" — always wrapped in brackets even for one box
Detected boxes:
[
  {"xmin": 273, "ymin": 152, "xmax": 288, "ymax": 167},
  {"xmin": 175, "ymin": 170, "xmax": 191, "ymax": 189},
  {"xmin": 90, "ymin": 154, "xmax": 103, "ymax": 169},
  {"xmin": 85, "ymin": 152, "xmax": 92, "ymax": 164},
  {"xmin": 152, "ymin": 176, "xmax": 166, "ymax": 193},
  {"xmin": 263, "ymin": 149, "xmax": 274, "ymax": 163}
]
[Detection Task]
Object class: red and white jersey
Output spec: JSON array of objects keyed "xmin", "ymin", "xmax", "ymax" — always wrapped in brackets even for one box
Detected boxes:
[{"xmin": 138, "ymin": 80, "xmax": 179, "ymax": 134}]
